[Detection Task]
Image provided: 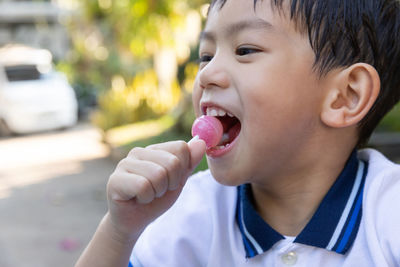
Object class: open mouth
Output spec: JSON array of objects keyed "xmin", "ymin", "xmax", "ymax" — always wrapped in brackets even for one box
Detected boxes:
[
  {"xmin": 215, "ymin": 115, "xmax": 241, "ymax": 148},
  {"xmin": 203, "ymin": 106, "xmax": 241, "ymax": 150}
]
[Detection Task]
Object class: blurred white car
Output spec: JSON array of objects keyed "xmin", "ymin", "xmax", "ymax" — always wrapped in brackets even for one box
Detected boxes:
[{"xmin": 0, "ymin": 45, "xmax": 78, "ymax": 135}]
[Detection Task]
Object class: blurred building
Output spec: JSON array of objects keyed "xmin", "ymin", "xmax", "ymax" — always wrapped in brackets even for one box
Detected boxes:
[{"xmin": 0, "ymin": 0, "xmax": 70, "ymax": 61}]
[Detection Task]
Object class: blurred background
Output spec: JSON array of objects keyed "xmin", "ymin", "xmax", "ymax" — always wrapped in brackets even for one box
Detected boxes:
[{"xmin": 0, "ymin": 0, "xmax": 399, "ymax": 266}]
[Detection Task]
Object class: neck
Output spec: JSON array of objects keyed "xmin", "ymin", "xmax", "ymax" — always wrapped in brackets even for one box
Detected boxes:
[{"xmin": 251, "ymin": 147, "xmax": 354, "ymax": 236}]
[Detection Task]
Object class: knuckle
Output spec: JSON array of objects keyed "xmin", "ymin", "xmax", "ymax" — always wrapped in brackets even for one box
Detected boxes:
[
  {"xmin": 128, "ymin": 147, "xmax": 143, "ymax": 157},
  {"xmin": 136, "ymin": 179, "xmax": 154, "ymax": 203},
  {"xmin": 175, "ymin": 140, "xmax": 187, "ymax": 148},
  {"xmin": 116, "ymin": 158, "xmax": 129, "ymax": 169},
  {"xmin": 136, "ymin": 177, "xmax": 152, "ymax": 193},
  {"xmin": 146, "ymin": 143, "xmax": 157, "ymax": 149},
  {"xmin": 151, "ymin": 166, "xmax": 168, "ymax": 197},
  {"xmin": 106, "ymin": 174, "xmax": 125, "ymax": 201},
  {"xmin": 108, "ymin": 171, "xmax": 120, "ymax": 184},
  {"xmin": 176, "ymin": 140, "xmax": 189, "ymax": 153},
  {"xmin": 175, "ymin": 141, "xmax": 190, "ymax": 167},
  {"xmin": 167, "ymin": 155, "xmax": 181, "ymax": 170},
  {"xmin": 152, "ymin": 165, "xmax": 168, "ymax": 181}
]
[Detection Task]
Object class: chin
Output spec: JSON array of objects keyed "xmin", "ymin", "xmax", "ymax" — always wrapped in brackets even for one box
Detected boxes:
[{"xmin": 208, "ymin": 166, "xmax": 244, "ymax": 187}]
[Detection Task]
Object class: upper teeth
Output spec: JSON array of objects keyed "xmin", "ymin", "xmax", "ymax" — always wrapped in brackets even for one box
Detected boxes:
[{"xmin": 206, "ymin": 107, "xmax": 234, "ymax": 117}]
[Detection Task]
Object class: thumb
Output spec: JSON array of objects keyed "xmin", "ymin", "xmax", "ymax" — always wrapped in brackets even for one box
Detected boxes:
[{"xmin": 188, "ymin": 138, "xmax": 206, "ymax": 170}]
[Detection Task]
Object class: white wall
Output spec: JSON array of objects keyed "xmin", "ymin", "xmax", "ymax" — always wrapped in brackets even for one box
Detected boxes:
[{"xmin": 0, "ymin": 0, "xmax": 70, "ymax": 60}]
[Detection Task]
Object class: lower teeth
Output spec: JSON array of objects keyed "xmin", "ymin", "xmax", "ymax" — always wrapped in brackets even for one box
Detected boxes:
[{"xmin": 219, "ymin": 133, "xmax": 229, "ymax": 145}]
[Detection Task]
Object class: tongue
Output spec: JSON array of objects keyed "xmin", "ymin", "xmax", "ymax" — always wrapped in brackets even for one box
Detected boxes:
[{"xmin": 219, "ymin": 121, "xmax": 241, "ymax": 146}]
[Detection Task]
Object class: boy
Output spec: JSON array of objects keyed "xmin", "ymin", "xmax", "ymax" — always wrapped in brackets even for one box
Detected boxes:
[{"xmin": 76, "ymin": 0, "xmax": 400, "ymax": 266}]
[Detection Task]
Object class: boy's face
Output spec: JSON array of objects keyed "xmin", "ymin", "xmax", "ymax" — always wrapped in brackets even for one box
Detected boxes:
[{"xmin": 192, "ymin": 0, "xmax": 327, "ymax": 186}]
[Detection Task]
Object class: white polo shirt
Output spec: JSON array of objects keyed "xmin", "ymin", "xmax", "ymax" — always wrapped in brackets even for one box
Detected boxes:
[{"xmin": 129, "ymin": 149, "xmax": 400, "ymax": 267}]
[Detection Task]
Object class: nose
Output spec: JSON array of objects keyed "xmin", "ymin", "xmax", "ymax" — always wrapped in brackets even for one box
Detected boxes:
[{"xmin": 198, "ymin": 54, "xmax": 230, "ymax": 90}]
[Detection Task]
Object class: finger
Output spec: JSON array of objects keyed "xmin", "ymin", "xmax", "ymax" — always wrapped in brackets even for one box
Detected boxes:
[
  {"xmin": 177, "ymin": 139, "xmax": 206, "ymax": 187},
  {"xmin": 108, "ymin": 172, "xmax": 155, "ymax": 204},
  {"xmin": 188, "ymin": 138, "xmax": 206, "ymax": 170},
  {"xmin": 128, "ymin": 146, "xmax": 187, "ymax": 191},
  {"xmin": 148, "ymin": 141, "xmax": 192, "ymax": 190},
  {"xmin": 146, "ymin": 141, "xmax": 190, "ymax": 171},
  {"xmin": 118, "ymin": 158, "xmax": 169, "ymax": 198}
]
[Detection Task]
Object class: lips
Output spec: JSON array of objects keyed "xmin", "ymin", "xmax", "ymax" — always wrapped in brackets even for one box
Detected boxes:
[{"xmin": 201, "ymin": 104, "xmax": 241, "ymax": 156}]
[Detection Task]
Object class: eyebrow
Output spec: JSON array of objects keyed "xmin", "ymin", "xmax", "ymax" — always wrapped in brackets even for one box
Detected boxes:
[{"xmin": 199, "ymin": 18, "xmax": 274, "ymax": 42}]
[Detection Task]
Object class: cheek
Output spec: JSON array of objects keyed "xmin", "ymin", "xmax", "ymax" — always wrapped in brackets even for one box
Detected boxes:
[
  {"xmin": 192, "ymin": 78, "xmax": 202, "ymax": 117},
  {"xmin": 242, "ymin": 87, "xmax": 316, "ymax": 144}
]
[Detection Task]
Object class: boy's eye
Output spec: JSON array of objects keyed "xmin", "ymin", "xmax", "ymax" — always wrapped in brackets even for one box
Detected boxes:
[
  {"xmin": 197, "ymin": 54, "xmax": 213, "ymax": 64},
  {"xmin": 236, "ymin": 47, "xmax": 260, "ymax": 56}
]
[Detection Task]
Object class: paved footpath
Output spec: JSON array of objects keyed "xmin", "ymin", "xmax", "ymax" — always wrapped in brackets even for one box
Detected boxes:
[{"xmin": 0, "ymin": 123, "xmax": 117, "ymax": 267}]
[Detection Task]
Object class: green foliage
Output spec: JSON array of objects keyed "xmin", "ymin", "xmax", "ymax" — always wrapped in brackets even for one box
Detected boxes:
[
  {"xmin": 376, "ymin": 103, "xmax": 400, "ymax": 132},
  {"xmin": 58, "ymin": 0, "xmax": 209, "ymax": 131},
  {"xmin": 92, "ymin": 91, "xmax": 158, "ymax": 131}
]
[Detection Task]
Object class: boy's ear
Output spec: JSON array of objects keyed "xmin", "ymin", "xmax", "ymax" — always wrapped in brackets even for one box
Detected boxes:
[{"xmin": 321, "ymin": 63, "xmax": 380, "ymax": 128}]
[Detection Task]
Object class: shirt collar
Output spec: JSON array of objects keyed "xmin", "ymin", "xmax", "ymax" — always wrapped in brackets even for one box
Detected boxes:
[{"xmin": 236, "ymin": 150, "xmax": 368, "ymax": 258}]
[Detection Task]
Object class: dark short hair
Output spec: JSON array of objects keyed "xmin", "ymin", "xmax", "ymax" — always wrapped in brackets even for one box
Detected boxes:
[{"xmin": 209, "ymin": 0, "xmax": 400, "ymax": 147}]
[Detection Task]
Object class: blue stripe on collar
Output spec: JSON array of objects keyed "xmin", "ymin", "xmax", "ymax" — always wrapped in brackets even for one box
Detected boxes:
[
  {"xmin": 236, "ymin": 185, "xmax": 284, "ymax": 257},
  {"xmin": 236, "ymin": 150, "xmax": 368, "ymax": 258}
]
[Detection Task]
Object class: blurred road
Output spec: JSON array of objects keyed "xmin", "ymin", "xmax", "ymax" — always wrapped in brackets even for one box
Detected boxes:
[{"xmin": 0, "ymin": 123, "xmax": 116, "ymax": 267}]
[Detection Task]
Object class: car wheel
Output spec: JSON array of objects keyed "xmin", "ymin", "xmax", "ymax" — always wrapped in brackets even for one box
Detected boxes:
[{"xmin": 0, "ymin": 119, "xmax": 13, "ymax": 137}]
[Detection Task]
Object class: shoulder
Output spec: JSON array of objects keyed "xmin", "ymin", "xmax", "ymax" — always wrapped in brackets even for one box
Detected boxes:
[
  {"xmin": 358, "ymin": 148, "xmax": 400, "ymax": 172},
  {"xmin": 358, "ymin": 149, "xmax": 400, "ymax": 262},
  {"xmin": 359, "ymin": 148, "xmax": 400, "ymax": 211},
  {"xmin": 131, "ymin": 170, "xmax": 238, "ymax": 267},
  {"xmin": 358, "ymin": 148, "xmax": 400, "ymax": 195}
]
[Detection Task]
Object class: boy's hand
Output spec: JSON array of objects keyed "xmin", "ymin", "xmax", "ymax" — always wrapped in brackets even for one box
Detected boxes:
[{"xmin": 106, "ymin": 139, "xmax": 206, "ymax": 241}]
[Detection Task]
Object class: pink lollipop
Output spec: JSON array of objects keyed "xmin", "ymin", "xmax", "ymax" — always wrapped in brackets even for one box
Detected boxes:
[{"xmin": 191, "ymin": 115, "xmax": 223, "ymax": 148}]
